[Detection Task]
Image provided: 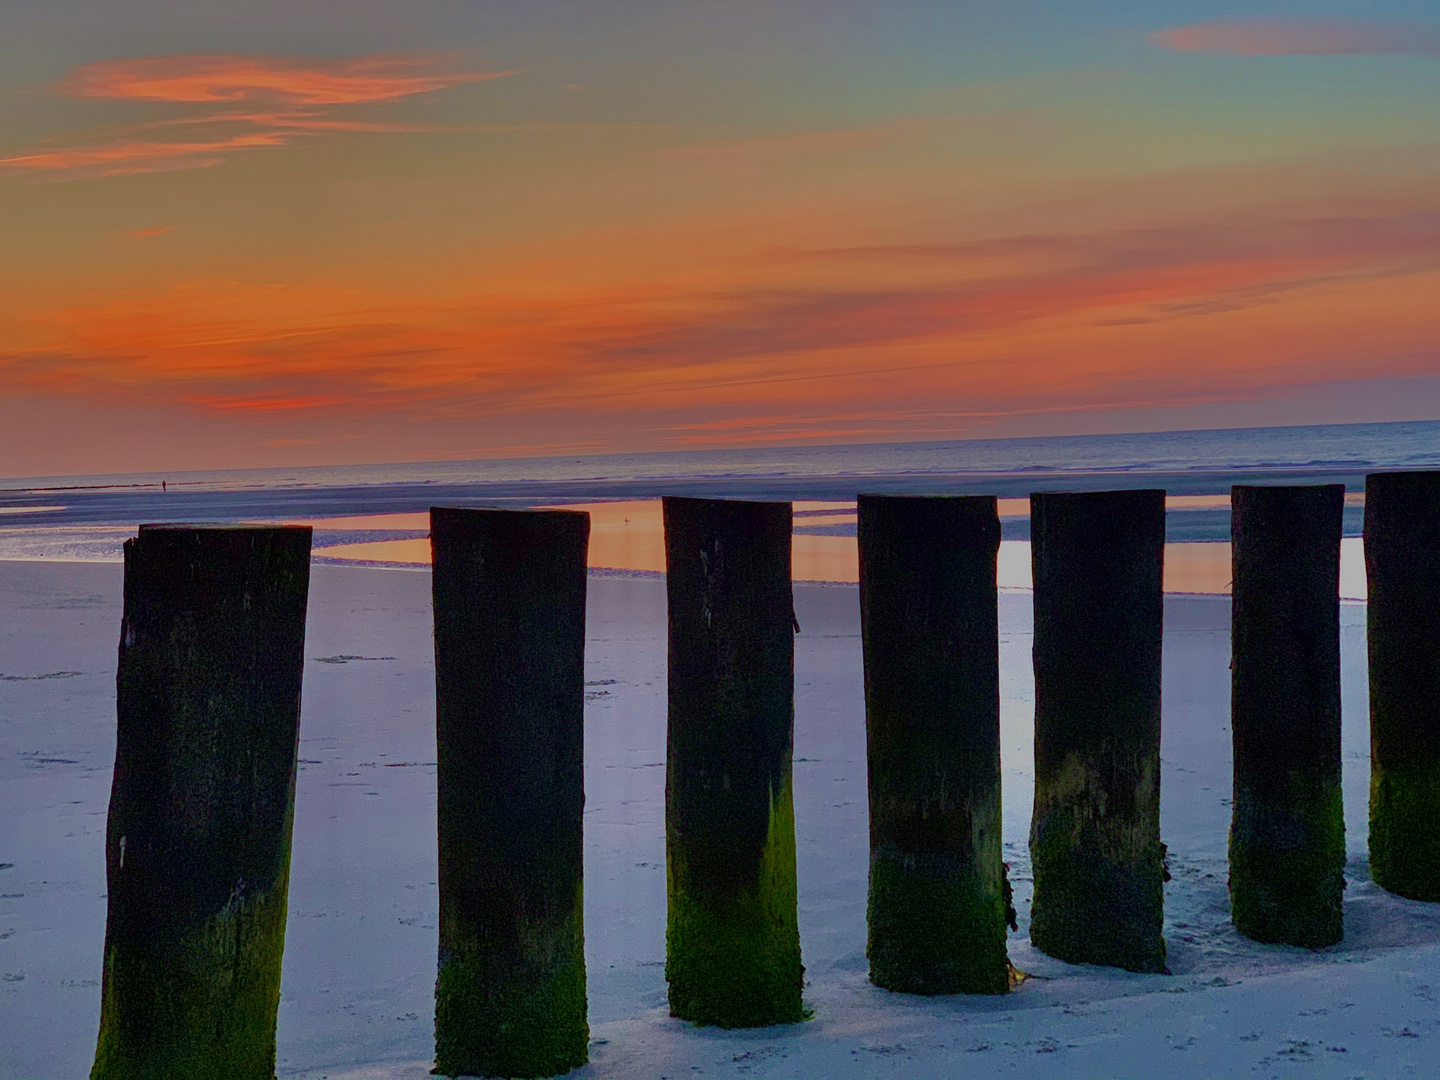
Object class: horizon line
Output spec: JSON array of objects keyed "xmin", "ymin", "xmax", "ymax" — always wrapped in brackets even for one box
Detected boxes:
[{"xmin": 2, "ymin": 416, "xmax": 1437, "ymax": 489}]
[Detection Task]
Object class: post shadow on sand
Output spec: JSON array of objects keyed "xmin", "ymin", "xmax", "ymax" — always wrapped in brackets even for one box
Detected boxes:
[
  {"xmin": 1028, "ymin": 489, "xmax": 1168, "ymax": 974},
  {"xmin": 663, "ymin": 495, "xmax": 805, "ymax": 1028},
  {"xmin": 91, "ymin": 524, "xmax": 312, "ymax": 1080},
  {"xmin": 858, "ymin": 494, "xmax": 1013, "ymax": 995},
  {"xmin": 1365, "ymin": 472, "xmax": 1440, "ymax": 902},
  {"xmin": 1230, "ymin": 484, "xmax": 1345, "ymax": 948},
  {"xmin": 430, "ymin": 507, "xmax": 591, "ymax": 1079}
]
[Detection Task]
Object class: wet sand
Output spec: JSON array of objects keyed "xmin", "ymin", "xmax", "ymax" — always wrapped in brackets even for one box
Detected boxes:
[
  {"xmin": 2, "ymin": 557, "xmax": 1432, "ymax": 1079},
  {"xmin": 306, "ymin": 499, "xmax": 1370, "ymax": 597}
]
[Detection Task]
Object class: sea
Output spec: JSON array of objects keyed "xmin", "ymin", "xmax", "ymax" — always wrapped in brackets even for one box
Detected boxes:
[{"xmin": 1, "ymin": 420, "xmax": 1437, "ymax": 562}]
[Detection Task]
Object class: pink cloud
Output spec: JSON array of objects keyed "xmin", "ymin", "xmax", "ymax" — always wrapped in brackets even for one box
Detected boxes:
[
  {"xmin": 61, "ymin": 53, "xmax": 515, "ymax": 105},
  {"xmin": 1154, "ymin": 19, "xmax": 1440, "ymax": 56}
]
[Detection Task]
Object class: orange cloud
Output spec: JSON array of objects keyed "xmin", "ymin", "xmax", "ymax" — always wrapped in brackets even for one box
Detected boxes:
[
  {"xmin": 6, "ymin": 199, "xmax": 1437, "ymax": 428},
  {"xmin": 535, "ymin": 208, "xmax": 1440, "ymax": 397},
  {"xmin": 3, "ymin": 144, "xmax": 1438, "ymax": 460},
  {"xmin": 1, "ymin": 53, "xmax": 515, "ymax": 179},
  {"xmin": 1154, "ymin": 19, "xmax": 1440, "ymax": 56},
  {"xmin": 61, "ymin": 53, "xmax": 515, "ymax": 105}
]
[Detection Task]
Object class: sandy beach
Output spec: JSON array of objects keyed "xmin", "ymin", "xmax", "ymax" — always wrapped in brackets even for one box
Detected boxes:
[{"xmin": 3, "ymin": 553, "xmax": 1436, "ymax": 1080}]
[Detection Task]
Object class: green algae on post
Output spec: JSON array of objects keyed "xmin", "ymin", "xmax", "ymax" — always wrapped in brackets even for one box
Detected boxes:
[
  {"xmin": 1029, "ymin": 489, "xmax": 1167, "ymax": 974},
  {"xmin": 1365, "ymin": 472, "xmax": 1440, "ymax": 901},
  {"xmin": 663, "ymin": 496, "xmax": 804, "ymax": 1027},
  {"xmin": 91, "ymin": 524, "xmax": 312, "ymax": 1080},
  {"xmin": 1230, "ymin": 484, "xmax": 1345, "ymax": 947},
  {"xmin": 858, "ymin": 494, "xmax": 1010, "ymax": 995},
  {"xmin": 431, "ymin": 507, "xmax": 590, "ymax": 1079}
]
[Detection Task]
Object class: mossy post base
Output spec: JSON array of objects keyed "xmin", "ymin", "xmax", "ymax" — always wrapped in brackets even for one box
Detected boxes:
[
  {"xmin": 1365, "ymin": 472, "xmax": 1440, "ymax": 900},
  {"xmin": 858, "ymin": 494, "xmax": 1009, "ymax": 995},
  {"xmin": 663, "ymin": 496, "xmax": 804, "ymax": 1027},
  {"xmin": 1230, "ymin": 484, "xmax": 1345, "ymax": 947},
  {"xmin": 1029, "ymin": 490, "xmax": 1167, "ymax": 974},
  {"xmin": 91, "ymin": 525, "xmax": 312, "ymax": 1080},
  {"xmin": 431, "ymin": 508, "xmax": 590, "ymax": 1079}
]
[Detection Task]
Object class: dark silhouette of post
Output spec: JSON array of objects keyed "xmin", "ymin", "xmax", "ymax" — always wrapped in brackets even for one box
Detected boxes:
[
  {"xmin": 1230, "ymin": 484, "xmax": 1345, "ymax": 947},
  {"xmin": 1365, "ymin": 472, "xmax": 1440, "ymax": 900},
  {"xmin": 431, "ymin": 507, "xmax": 590, "ymax": 1079},
  {"xmin": 1029, "ymin": 489, "xmax": 1167, "ymax": 973},
  {"xmin": 858, "ymin": 494, "xmax": 1010, "ymax": 994},
  {"xmin": 91, "ymin": 525, "xmax": 312, "ymax": 1080},
  {"xmin": 663, "ymin": 495, "xmax": 804, "ymax": 1027}
]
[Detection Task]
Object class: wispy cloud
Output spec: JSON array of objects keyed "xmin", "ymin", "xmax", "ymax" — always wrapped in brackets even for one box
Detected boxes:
[
  {"xmin": 550, "ymin": 210, "xmax": 1440, "ymax": 388},
  {"xmin": 1153, "ymin": 19, "xmax": 1440, "ymax": 57},
  {"xmin": 0, "ymin": 53, "xmax": 516, "ymax": 179},
  {"xmin": 5, "ymin": 190, "xmax": 1438, "ymax": 432},
  {"xmin": 61, "ymin": 53, "xmax": 514, "ymax": 105},
  {"xmin": 2, "ymin": 132, "xmax": 291, "ymax": 177},
  {"xmin": 183, "ymin": 393, "xmax": 356, "ymax": 413}
]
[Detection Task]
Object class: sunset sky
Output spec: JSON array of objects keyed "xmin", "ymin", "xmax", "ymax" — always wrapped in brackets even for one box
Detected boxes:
[{"xmin": 2, "ymin": 2, "xmax": 1437, "ymax": 477}]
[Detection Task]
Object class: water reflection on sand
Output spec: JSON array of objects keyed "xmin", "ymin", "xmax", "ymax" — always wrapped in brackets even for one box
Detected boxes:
[{"xmin": 304, "ymin": 499, "xmax": 1368, "ymax": 597}]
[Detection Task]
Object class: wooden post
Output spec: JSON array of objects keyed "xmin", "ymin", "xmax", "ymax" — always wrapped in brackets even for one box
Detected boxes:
[
  {"xmin": 1365, "ymin": 472, "xmax": 1440, "ymax": 900},
  {"xmin": 91, "ymin": 525, "xmax": 312, "ymax": 1080},
  {"xmin": 858, "ymin": 494, "xmax": 1010, "ymax": 994},
  {"xmin": 1029, "ymin": 489, "xmax": 1167, "ymax": 973},
  {"xmin": 663, "ymin": 495, "xmax": 804, "ymax": 1027},
  {"xmin": 431, "ymin": 507, "xmax": 590, "ymax": 1079},
  {"xmin": 1230, "ymin": 484, "xmax": 1345, "ymax": 947}
]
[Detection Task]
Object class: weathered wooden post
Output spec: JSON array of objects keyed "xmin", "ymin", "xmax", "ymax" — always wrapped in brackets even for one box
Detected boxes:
[
  {"xmin": 91, "ymin": 524, "xmax": 312, "ymax": 1080},
  {"xmin": 431, "ymin": 507, "xmax": 590, "ymax": 1079},
  {"xmin": 1365, "ymin": 471, "xmax": 1440, "ymax": 900},
  {"xmin": 1230, "ymin": 484, "xmax": 1345, "ymax": 947},
  {"xmin": 663, "ymin": 495, "xmax": 804, "ymax": 1027},
  {"xmin": 858, "ymin": 494, "xmax": 1010, "ymax": 994},
  {"xmin": 1029, "ymin": 489, "xmax": 1167, "ymax": 973}
]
